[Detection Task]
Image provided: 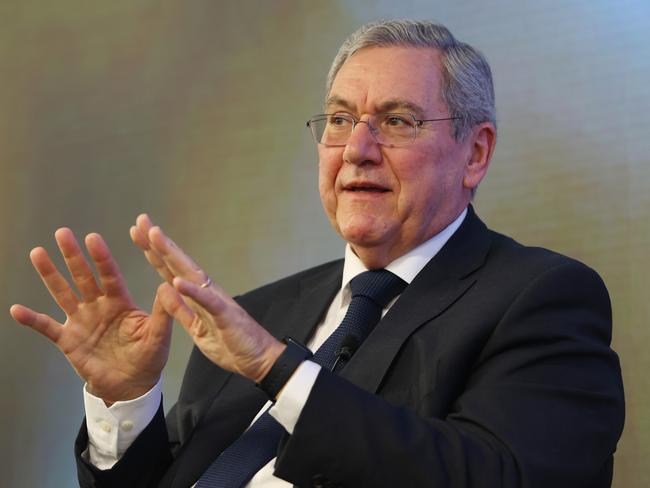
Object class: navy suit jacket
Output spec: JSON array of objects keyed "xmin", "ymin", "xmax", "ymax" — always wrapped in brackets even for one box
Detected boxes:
[{"xmin": 75, "ymin": 207, "xmax": 625, "ymax": 487}]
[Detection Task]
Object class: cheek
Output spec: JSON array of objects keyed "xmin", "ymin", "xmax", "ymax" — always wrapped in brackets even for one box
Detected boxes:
[
  {"xmin": 318, "ymin": 162, "xmax": 334, "ymax": 197},
  {"xmin": 392, "ymin": 160, "xmax": 428, "ymax": 210},
  {"xmin": 318, "ymin": 153, "xmax": 341, "ymax": 214},
  {"xmin": 393, "ymin": 157, "xmax": 443, "ymax": 221}
]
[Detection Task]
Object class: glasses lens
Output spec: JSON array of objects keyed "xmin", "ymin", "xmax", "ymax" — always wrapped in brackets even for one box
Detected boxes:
[
  {"xmin": 377, "ymin": 114, "xmax": 416, "ymax": 145},
  {"xmin": 310, "ymin": 115, "xmax": 353, "ymax": 146}
]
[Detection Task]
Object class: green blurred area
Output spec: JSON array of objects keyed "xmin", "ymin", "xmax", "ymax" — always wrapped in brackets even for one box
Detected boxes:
[{"xmin": 1, "ymin": 1, "xmax": 647, "ymax": 486}]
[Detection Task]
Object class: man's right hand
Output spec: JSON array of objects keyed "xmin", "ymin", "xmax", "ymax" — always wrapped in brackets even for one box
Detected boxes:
[{"xmin": 9, "ymin": 228, "xmax": 172, "ymax": 405}]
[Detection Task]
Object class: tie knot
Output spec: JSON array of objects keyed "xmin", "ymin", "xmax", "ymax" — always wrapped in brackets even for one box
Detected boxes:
[{"xmin": 349, "ymin": 269, "xmax": 407, "ymax": 309}]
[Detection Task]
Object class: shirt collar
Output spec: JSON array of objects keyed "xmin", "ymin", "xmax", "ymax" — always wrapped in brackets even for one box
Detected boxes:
[{"xmin": 341, "ymin": 207, "xmax": 467, "ymax": 290}]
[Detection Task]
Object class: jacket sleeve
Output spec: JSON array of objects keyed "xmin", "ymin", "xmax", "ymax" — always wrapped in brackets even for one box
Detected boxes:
[
  {"xmin": 273, "ymin": 262, "xmax": 625, "ymax": 488},
  {"xmin": 75, "ymin": 400, "xmax": 173, "ymax": 488}
]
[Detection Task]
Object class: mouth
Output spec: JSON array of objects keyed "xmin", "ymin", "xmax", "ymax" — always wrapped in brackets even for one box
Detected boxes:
[{"xmin": 343, "ymin": 182, "xmax": 391, "ymax": 193}]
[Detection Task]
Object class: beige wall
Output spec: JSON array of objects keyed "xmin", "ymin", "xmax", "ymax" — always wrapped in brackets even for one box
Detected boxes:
[{"xmin": 1, "ymin": 1, "xmax": 647, "ymax": 486}]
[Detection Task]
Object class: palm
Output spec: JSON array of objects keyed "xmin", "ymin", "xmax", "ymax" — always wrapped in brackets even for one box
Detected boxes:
[
  {"xmin": 10, "ymin": 229, "xmax": 172, "ymax": 403},
  {"xmin": 63, "ymin": 300, "xmax": 170, "ymax": 401}
]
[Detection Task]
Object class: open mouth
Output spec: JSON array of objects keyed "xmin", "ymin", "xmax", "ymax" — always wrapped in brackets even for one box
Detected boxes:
[{"xmin": 344, "ymin": 183, "xmax": 390, "ymax": 193}]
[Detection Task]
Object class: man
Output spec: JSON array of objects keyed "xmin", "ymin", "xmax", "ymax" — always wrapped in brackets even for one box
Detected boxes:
[{"xmin": 10, "ymin": 20, "xmax": 624, "ymax": 487}]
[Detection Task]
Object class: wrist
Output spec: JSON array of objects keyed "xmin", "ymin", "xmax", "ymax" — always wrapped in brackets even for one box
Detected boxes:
[
  {"xmin": 86, "ymin": 377, "xmax": 160, "ymax": 406},
  {"xmin": 252, "ymin": 339, "xmax": 286, "ymax": 384},
  {"xmin": 257, "ymin": 337, "xmax": 313, "ymax": 400}
]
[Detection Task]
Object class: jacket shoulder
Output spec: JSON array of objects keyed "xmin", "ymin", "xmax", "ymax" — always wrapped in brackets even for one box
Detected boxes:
[{"xmin": 486, "ymin": 229, "xmax": 605, "ymax": 283}]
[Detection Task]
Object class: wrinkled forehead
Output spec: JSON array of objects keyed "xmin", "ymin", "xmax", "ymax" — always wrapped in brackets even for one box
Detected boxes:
[{"xmin": 326, "ymin": 46, "xmax": 445, "ymax": 117}]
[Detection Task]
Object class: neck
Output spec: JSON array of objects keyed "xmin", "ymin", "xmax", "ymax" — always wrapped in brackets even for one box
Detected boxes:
[{"xmin": 349, "ymin": 246, "xmax": 393, "ymax": 270}]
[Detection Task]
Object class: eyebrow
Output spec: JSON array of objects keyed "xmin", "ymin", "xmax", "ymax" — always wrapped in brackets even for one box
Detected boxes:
[
  {"xmin": 377, "ymin": 99, "xmax": 428, "ymax": 117},
  {"xmin": 325, "ymin": 96, "xmax": 428, "ymax": 118},
  {"xmin": 325, "ymin": 95, "xmax": 355, "ymax": 112}
]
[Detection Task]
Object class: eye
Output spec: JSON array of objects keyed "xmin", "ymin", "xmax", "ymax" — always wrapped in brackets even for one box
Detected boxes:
[
  {"xmin": 328, "ymin": 114, "xmax": 353, "ymax": 127},
  {"xmin": 383, "ymin": 114, "xmax": 414, "ymax": 128}
]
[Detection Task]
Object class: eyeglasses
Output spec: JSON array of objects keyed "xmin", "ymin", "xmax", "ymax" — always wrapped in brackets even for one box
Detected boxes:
[{"xmin": 306, "ymin": 113, "xmax": 459, "ymax": 147}]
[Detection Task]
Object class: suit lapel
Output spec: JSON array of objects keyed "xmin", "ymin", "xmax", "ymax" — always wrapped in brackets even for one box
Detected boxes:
[
  {"xmin": 261, "ymin": 261, "xmax": 343, "ymax": 344},
  {"xmin": 341, "ymin": 207, "xmax": 493, "ymax": 393}
]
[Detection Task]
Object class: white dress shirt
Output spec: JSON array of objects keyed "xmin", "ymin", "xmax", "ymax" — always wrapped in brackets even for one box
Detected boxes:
[{"xmin": 84, "ymin": 208, "xmax": 467, "ymax": 487}]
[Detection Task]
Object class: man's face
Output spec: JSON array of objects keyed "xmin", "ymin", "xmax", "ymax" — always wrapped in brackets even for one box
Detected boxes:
[{"xmin": 318, "ymin": 46, "xmax": 480, "ymax": 268}]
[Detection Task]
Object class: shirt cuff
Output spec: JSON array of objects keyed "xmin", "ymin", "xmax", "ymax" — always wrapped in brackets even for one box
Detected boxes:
[
  {"xmin": 269, "ymin": 360, "xmax": 321, "ymax": 434},
  {"xmin": 83, "ymin": 378, "xmax": 163, "ymax": 469}
]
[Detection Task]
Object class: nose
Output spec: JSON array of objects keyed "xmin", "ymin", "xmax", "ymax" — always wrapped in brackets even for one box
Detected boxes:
[
  {"xmin": 343, "ymin": 118, "xmax": 382, "ymax": 166},
  {"xmin": 353, "ymin": 119, "xmax": 376, "ymax": 134}
]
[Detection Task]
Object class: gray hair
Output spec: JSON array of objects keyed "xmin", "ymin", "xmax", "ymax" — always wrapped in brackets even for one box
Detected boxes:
[{"xmin": 326, "ymin": 20, "xmax": 496, "ymax": 141}]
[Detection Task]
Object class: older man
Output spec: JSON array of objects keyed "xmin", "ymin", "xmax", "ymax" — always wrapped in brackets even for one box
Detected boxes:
[{"xmin": 10, "ymin": 20, "xmax": 623, "ymax": 487}]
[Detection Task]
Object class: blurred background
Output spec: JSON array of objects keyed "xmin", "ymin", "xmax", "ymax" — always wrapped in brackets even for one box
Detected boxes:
[{"xmin": 1, "ymin": 1, "xmax": 648, "ymax": 486}]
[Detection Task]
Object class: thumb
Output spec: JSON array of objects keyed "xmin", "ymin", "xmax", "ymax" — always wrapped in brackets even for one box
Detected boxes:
[
  {"xmin": 155, "ymin": 282, "xmax": 196, "ymax": 333},
  {"xmin": 149, "ymin": 290, "xmax": 174, "ymax": 343}
]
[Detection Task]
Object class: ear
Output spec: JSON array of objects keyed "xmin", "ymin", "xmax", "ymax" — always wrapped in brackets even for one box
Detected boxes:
[{"xmin": 463, "ymin": 122, "xmax": 496, "ymax": 190}]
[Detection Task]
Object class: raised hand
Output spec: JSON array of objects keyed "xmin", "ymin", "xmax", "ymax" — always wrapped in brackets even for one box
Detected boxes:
[
  {"xmin": 9, "ymin": 228, "xmax": 172, "ymax": 404},
  {"xmin": 130, "ymin": 214, "xmax": 284, "ymax": 383}
]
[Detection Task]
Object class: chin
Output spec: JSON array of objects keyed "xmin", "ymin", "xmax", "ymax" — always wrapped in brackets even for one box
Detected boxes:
[
  {"xmin": 334, "ymin": 209, "xmax": 397, "ymax": 244},
  {"xmin": 338, "ymin": 223, "xmax": 391, "ymax": 249}
]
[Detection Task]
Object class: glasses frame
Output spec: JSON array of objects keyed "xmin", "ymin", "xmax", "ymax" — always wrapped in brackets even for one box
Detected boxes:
[{"xmin": 306, "ymin": 112, "xmax": 460, "ymax": 147}]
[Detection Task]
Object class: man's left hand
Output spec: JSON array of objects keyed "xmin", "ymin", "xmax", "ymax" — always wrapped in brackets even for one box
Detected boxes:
[{"xmin": 130, "ymin": 214, "xmax": 285, "ymax": 383}]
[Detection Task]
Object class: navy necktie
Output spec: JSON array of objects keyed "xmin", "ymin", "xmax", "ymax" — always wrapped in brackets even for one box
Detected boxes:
[{"xmin": 196, "ymin": 269, "xmax": 407, "ymax": 488}]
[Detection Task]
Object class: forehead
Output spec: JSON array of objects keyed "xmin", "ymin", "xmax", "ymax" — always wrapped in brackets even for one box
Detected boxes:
[{"xmin": 327, "ymin": 46, "xmax": 445, "ymax": 116}]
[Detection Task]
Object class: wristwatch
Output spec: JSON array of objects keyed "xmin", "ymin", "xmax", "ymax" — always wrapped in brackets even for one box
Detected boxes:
[{"xmin": 258, "ymin": 336, "xmax": 313, "ymax": 401}]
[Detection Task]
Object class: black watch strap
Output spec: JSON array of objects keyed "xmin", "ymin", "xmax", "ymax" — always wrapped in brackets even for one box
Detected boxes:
[{"xmin": 258, "ymin": 337, "xmax": 313, "ymax": 401}]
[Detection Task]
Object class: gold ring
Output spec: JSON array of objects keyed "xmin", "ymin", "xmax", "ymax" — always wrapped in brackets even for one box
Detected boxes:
[{"xmin": 200, "ymin": 277, "xmax": 213, "ymax": 288}]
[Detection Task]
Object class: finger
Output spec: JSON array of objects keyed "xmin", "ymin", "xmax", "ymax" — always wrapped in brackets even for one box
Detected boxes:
[
  {"xmin": 173, "ymin": 277, "xmax": 229, "ymax": 318},
  {"xmin": 132, "ymin": 214, "xmax": 157, "ymax": 252},
  {"xmin": 130, "ymin": 224, "xmax": 175, "ymax": 283},
  {"xmin": 133, "ymin": 214, "xmax": 176, "ymax": 282},
  {"xmin": 30, "ymin": 246, "xmax": 79, "ymax": 315},
  {"xmin": 156, "ymin": 282, "xmax": 198, "ymax": 332},
  {"xmin": 10, "ymin": 304, "xmax": 63, "ymax": 344},
  {"xmin": 134, "ymin": 213, "xmax": 154, "ymax": 246},
  {"xmin": 55, "ymin": 228, "xmax": 103, "ymax": 302},
  {"xmin": 149, "ymin": 289, "xmax": 173, "ymax": 343},
  {"xmin": 84, "ymin": 233, "xmax": 132, "ymax": 300},
  {"xmin": 148, "ymin": 226, "xmax": 207, "ymax": 285}
]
